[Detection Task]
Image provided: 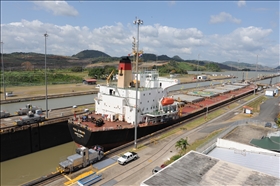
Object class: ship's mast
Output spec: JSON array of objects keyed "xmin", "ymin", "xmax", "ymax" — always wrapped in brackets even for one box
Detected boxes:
[
  {"xmin": 133, "ymin": 17, "xmax": 143, "ymax": 149},
  {"xmin": 132, "ymin": 37, "xmax": 143, "ymax": 72}
]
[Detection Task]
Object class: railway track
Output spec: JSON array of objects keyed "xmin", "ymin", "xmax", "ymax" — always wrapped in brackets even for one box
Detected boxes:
[{"xmin": 22, "ymin": 172, "xmax": 63, "ymax": 186}]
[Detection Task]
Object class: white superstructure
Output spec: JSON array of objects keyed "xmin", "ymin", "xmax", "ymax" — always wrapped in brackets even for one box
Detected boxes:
[{"xmin": 94, "ymin": 57, "xmax": 180, "ymax": 125}]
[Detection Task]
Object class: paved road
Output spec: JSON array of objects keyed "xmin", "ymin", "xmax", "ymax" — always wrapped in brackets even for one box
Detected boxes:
[{"xmin": 255, "ymin": 96, "xmax": 279, "ymax": 122}]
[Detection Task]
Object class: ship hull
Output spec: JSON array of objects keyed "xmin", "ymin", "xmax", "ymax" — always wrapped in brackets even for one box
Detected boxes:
[{"xmin": 68, "ymin": 111, "xmax": 200, "ymax": 150}]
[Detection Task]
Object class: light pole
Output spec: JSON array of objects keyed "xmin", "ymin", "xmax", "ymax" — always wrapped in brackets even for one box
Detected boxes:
[
  {"xmin": 238, "ymin": 59, "xmax": 240, "ymax": 80},
  {"xmin": 196, "ymin": 54, "xmax": 200, "ymax": 72},
  {"xmin": 133, "ymin": 17, "xmax": 143, "ymax": 149},
  {"xmin": 1, "ymin": 41, "xmax": 6, "ymax": 100},
  {"xmin": 44, "ymin": 32, "xmax": 49, "ymax": 118},
  {"xmin": 256, "ymin": 54, "xmax": 258, "ymax": 79}
]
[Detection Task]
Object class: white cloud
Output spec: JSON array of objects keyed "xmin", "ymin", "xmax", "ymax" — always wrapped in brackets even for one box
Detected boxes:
[
  {"xmin": 33, "ymin": 1, "xmax": 78, "ymax": 16},
  {"xmin": 210, "ymin": 12, "xmax": 241, "ymax": 24},
  {"xmin": 206, "ymin": 26, "xmax": 276, "ymax": 66},
  {"xmin": 237, "ymin": 0, "xmax": 246, "ymax": 7},
  {"xmin": 1, "ymin": 20, "xmax": 278, "ymax": 67}
]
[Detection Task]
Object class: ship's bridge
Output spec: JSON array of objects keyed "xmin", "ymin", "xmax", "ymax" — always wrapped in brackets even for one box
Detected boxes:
[{"xmin": 133, "ymin": 70, "xmax": 178, "ymax": 89}]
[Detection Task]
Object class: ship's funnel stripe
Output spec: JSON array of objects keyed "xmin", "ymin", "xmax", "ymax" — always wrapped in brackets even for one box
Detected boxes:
[{"xmin": 119, "ymin": 63, "xmax": 132, "ymax": 70}]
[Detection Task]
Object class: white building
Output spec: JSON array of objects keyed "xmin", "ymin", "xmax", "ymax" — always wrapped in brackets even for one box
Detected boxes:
[{"xmin": 265, "ymin": 88, "xmax": 278, "ymax": 97}]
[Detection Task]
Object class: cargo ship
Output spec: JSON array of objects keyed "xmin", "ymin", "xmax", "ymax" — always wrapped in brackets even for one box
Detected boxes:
[{"xmin": 68, "ymin": 57, "xmax": 255, "ymax": 150}]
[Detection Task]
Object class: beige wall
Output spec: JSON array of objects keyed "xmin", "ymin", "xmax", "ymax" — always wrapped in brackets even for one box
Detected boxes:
[{"xmin": 117, "ymin": 70, "xmax": 133, "ymax": 88}]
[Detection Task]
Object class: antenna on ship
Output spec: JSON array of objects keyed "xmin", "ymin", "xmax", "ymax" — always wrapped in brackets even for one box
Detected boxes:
[{"xmin": 133, "ymin": 17, "xmax": 143, "ymax": 149}]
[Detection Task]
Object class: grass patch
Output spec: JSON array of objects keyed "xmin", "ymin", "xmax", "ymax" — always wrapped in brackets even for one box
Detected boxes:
[
  {"xmin": 159, "ymin": 105, "xmax": 233, "ymax": 140},
  {"xmin": 163, "ymin": 128, "xmax": 223, "ymax": 166},
  {"xmin": 246, "ymin": 95, "xmax": 267, "ymax": 112},
  {"xmin": 243, "ymin": 94, "xmax": 257, "ymax": 102},
  {"xmin": 187, "ymin": 128, "xmax": 223, "ymax": 152}
]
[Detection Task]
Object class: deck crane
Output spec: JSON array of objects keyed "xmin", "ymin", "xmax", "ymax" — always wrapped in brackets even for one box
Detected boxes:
[{"xmin": 107, "ymin": 69, "xmax": 115, "ymax": 86}]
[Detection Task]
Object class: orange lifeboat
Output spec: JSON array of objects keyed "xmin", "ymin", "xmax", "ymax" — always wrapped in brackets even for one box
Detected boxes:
[{"xmin": 161, "ymin": 97, "xmax": 174, "ymax": 106}]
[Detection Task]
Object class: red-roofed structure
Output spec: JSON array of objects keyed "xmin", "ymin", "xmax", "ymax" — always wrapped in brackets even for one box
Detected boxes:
[{"xmin": 83, "ymin": 79, "xmax": 97, "ymax": 85}]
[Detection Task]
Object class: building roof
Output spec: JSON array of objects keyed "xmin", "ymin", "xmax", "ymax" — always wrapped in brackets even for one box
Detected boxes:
[
  {"xmin": 85, "ymin": 79, "xmax": 97, "ymax": 82},
  {"xmin": 208, "ymin": 147, "xmax": 280, "ymax": 178},
  {"xmin": 266, "ymin": 88, "xmax": 278, "ymax": 91},
  {"xmin": 250, "ymin": 137, "xmax": 280, "ymax": 152},
  {"xmin": 243, "ymin": 105, "xmax": 253, "ymax": 110},
  {"xmin": 140, "ymin": 151, "xmax": 280, "ymax": 186}
]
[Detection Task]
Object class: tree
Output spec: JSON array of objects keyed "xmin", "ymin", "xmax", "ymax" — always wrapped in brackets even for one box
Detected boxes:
[
  {"xmin": 21, "ymin": 61, "xmax": 33, "ymax": 71},
  {"xmin": 175, "ymin": 137, "xmax": 189, "ymax": 155},
  {"xmin": 88, "ymin": 67, "xmax": 104, "ymax": 79},
  {"xmin": 71, "ymin": 66, "xmax": 83, "ymax": 72},
  {"xmin": 104, "ymin": 65, "xmax": 116, "ymax": 75}
]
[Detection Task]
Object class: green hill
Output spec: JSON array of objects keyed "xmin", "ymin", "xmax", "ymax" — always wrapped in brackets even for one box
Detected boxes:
[{"xmin": 72, "ymin": 50, "xmax": 111, "ymax": 59}]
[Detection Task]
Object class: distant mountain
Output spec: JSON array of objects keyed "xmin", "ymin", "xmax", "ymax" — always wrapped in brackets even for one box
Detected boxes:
[
  {"xmin": 72, "ymin": 50, "xmax": 111, "ymax": 59},
  {"xmin": 3, "ymin": 50, "xmax": 275, "ymax": 72},
  {"xmin": 172, "ymin": 55, "xmax": 183, "ymax": 61},
  {"xmin": 223, "ymin": 61, "xmax": 271, "ymax": 70}
]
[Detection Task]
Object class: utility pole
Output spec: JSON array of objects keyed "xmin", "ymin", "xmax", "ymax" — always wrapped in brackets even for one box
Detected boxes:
[
  {"xmin": 197, "ymin": 54, "xmax": 200, "ymax": 72},
  {"xmin": 44, "ymin": 32, "xmax": 49, "ymax": 118},
  {"xmin": 1, "ymin": 41, "xmax": 6, "ymax": 100},
  {"xmin": 256, "ymin": 54, "xmax": 258, "ymax": 79},
  {"xmin": 133, "ymin": 17, "xmax": 143, "ymax": 149},
  {"xmin": 256, "ymin": 54, "xmax": 258, "ymax": 73}
]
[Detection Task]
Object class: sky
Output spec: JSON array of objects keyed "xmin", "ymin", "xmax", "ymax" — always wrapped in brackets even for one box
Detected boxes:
[{"xmin": 1, "ymin": 1, "xmax": 279, "ymax": 67}]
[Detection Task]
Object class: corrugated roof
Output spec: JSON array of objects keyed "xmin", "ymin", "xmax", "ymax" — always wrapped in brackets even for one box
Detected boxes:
[
  {"xmin": 140, "ymin": 151, "xmax": 280, "ymax": 186},
  {"xmin": 250, "ymin": 137, "xmax": 280, "ymax": 151},
  {"xmin": 85, "ymin": 79, "xmax": 97, "ymax": 82},
  {"xmin": 270, "ymin": 136, "xmax": 280, "ymax": 144},
  {"xmin": 208, "ymin": 147, "xmax": 280, "ymax": 178}
]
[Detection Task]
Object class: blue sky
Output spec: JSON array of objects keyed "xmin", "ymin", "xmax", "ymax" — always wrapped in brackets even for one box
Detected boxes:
[{"xmin": 1, "ymin": 1, "xmax": 279, "ymax": 67}]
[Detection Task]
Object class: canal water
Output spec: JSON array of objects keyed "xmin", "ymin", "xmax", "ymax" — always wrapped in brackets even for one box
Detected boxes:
[
  {"xmin": 0, "ymin": 71, "xmax": 279, "ymax": 185},
  {"xmin": 0, "ymin": 142, "xmax": 77, "ymax": 186}
]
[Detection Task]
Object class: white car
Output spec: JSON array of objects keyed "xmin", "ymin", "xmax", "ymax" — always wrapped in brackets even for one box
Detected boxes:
[{"xmin": 117, "ymin": 152, "xmax": 138, "ymax": 165}]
